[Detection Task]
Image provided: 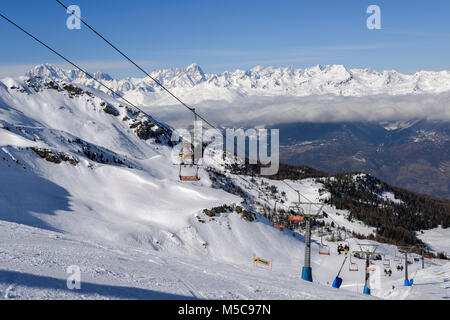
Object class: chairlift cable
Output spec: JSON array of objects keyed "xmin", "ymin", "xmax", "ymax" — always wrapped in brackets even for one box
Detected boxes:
[
  {"xmin": 0, "ymin": 12, "xmax": 151, "ymax": 120},
  {"xmin": 55, "ymin": 0, "xmax": 220, "ymax": 133},
  {"xmin": 0, "ymin": 12, "xmax": 205, "ymax": 182},
  {"xmin": 56, "ymin": 1, "xmax": 290, "ymax": 191}
]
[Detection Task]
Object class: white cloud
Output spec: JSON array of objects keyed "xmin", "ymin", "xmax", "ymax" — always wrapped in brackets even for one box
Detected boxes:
[{"xmin": 141, "ymin": 93, "xmax": 450, "ymax": 129}]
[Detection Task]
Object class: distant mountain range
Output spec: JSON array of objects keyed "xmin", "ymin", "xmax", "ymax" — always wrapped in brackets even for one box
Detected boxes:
[{"xmin": 24, "ymin": 63, "xmax": 450, "ymax": 103}]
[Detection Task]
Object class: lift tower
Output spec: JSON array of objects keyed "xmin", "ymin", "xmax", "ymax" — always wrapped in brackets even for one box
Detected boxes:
[
  {"xmin": 288, "ymin": 189, "xmax": 325, "ymax": 282},
  {"xmin": 353, "ymin": 244, "xmax": 379, "ymax": 295},
  {"xmin": 399, "ymin": 246, "xmax": 415, "ymax": 286}
]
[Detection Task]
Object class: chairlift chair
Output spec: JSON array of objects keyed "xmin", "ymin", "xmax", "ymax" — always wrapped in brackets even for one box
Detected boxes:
[
  {"xmin": 178, "ymin": 140, "xmax": 200, "ymax": 181},
  {"xmin": 349, "ymin": 254, "xmax": 359, "ymax": 272},
  {"xmin": 319, "ymin": 245, "xmax": 330, "ymax": 256},
  {"xmin": 319, "ymin": 229, "xmax": 330, "ymax": 255},
  {"xmin": 179, "ymin": 163, "xmax": 200, "ymax": 181},
  {"xmin": 383, "ymin": 257, "xmax": 391, "ymax": 267},
  {"xmin": 178, "ymin": 109, "xmax": 202, "ymax": 182},
  {"xmin": 349, "ymin": 263, "xmax": 359, "ymax": 272},
  {"xmin": 272, "ymin": 224, "xmax": 285, "ymax": 231},
  {"xmin": 340, "ymin": 229, "xmax": 347, "ymax": 242},
  {"xmin": 353, "ymin": 251, "xmax": 365, "ymax": 260}
]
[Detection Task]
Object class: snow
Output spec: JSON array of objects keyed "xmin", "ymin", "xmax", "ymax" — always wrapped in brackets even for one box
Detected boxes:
[
  {"xmin": 402, "ymin": 262, "xmax": 450, "ymax": 300},
  {"xmin": 232, "ymin": 176, "xmax": 376, "ymax": 237},
  {"xmin": 380, "ymin": 191, "xmax": 403, "ymax": 205},
  {"xmin": 0, "ymin": 130, "xmax": 40, "ymax": 148},
  {"xmin": 0, "ymin": 219, "xmax": 375, "ymax": 300},
  {"xmin": 417, "ymin": 227, "xmax": 450, "ymax": 256},
  {"xmin": 23, "ymin": 63, "xmax": 450, "ymax": 102},
  {"xmin": 0, "ymin": 70, "xmax": 448, "ymax": 300}
]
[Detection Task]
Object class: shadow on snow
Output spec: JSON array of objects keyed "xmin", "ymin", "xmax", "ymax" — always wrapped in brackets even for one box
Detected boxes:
[{"xmin": 0, "ymin": 270, "xmax": 195, "ymax": 300}]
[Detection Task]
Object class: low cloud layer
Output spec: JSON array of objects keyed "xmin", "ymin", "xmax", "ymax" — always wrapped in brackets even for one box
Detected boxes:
[{"xmin": 142, "ymin": 92, "xmax": 450, "ymax": 129}]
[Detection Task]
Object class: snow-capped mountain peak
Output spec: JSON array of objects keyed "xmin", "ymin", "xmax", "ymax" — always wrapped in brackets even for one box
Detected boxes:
[
  {"xmin": 20, "ymin": 63, "xmax": 450, "ymax": 107},
  {"xmin": 93, "ymin": 71, "xmax": 113, "ymax": 81},
  {"xmin": 26, "ymin": 63, "xmax": 69, "ymax": 80}
]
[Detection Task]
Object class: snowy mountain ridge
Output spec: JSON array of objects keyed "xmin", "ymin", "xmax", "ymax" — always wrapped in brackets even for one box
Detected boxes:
[{"xmin": 23, "ymin": 63, "xmax": 450, "ymax": 103}]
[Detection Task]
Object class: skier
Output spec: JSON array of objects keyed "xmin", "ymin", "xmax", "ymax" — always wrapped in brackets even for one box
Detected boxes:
[
  {"xmin": 337, "ymin": 244, "xmax": 343, "ymax": 255},
  {"xmin": 344, "ymin": 244, "xmax": 350, "ymax": 255}
]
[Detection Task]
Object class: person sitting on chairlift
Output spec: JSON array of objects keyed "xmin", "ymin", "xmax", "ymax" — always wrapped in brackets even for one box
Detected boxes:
[{"xmin": 344, "ymin": 244, "xmax": 350, "ymax": 255}]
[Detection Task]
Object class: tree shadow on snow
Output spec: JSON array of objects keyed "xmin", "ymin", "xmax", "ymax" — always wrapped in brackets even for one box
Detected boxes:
[
  {"xmin": 0, "ymin": 270, "xmax": 195, "ymax": 300},
  {"xmin": 0, "ymin": 170, "xmax": 71, "ymax": 232}
]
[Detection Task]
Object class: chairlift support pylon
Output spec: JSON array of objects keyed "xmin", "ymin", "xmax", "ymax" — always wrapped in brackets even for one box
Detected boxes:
[
  {"xmin": 354, "ymin": 243, "xmax": 379, "ymax": 295},
  {"xmin": 399, "ymin": 246, "xmax": 416, "ymax": 286},
  {"xmin": 285, "ymin": 187, "xmax": 326, "ymax": 282}
]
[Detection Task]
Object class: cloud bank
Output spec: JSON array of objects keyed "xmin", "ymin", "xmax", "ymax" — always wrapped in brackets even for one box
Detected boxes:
[{"xmin": 141, "ymin": 92, "xmax": 450, "ymax": 128}]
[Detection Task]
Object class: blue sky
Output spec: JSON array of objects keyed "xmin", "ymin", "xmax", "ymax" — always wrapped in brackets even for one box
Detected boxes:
[{"xmin": 0, "ymin": 0, "xmax": 449, "ymax": 78}]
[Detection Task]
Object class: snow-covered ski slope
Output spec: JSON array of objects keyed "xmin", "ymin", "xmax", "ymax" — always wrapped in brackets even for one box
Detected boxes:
[
  {"xmin": 418, "ymin": 227, "xmax": 450, "ymax": 256},
  {"xmin": 0, "ymin": 72, "xmax": 448, "ymax": 300}
]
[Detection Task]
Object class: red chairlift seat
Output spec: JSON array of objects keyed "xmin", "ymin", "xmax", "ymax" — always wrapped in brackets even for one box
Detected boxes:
[
  {"xmin": 179, "ymin": 164, "xmax": 200, "ymax": 181},
  {"xmin": 180, "ymin": 175, "xmax": 200, "ymax": 181},
  {"xmin": 349, "ymin": 264, "xmax": 359, "ymax": 272},
  {"xmin": 319, "ymin": 246, "xmax": 330, "ymax": 255}
]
